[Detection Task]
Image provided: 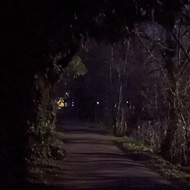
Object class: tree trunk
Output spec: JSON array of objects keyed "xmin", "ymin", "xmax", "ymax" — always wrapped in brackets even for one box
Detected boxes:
[
  {"xmin": 161, "ymin": 32, "xmax": 177, "ymax": 161},
  {"xmin": 120, "ymin": 106, "xmax": 127, "ymax": 136},
  {"xmin": 114, "ymin": 83, "xmax": 127, "ymax": 136},
  {"xmin": 0, "ymin": 69, "xmax": 34, "ymax": 189}
]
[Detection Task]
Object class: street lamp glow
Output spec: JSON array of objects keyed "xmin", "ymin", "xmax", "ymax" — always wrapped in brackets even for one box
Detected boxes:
[{"xmin": 97, "ymin": 101, "xmax": 100, "ymax": 105}]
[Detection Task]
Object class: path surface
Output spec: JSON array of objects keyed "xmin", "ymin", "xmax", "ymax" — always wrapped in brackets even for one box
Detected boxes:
[{"xmin": 47, "ymin": 120, "xmax": 182, "ymax": 190}]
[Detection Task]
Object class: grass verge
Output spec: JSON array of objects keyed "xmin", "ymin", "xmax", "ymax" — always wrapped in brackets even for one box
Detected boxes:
[
  {"xmin": 92, "ymin": 123, "xmax": 190, "ymax": 187},
  {"xmin": 114, "ymin": 136, "xmax": 190, "ymax": 187}
]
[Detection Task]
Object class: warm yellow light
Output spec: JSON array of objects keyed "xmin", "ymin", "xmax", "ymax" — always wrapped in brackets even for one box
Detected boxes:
[{"xmin": 57, "ymin": 99, "xmax": 65, "ymax": 107}]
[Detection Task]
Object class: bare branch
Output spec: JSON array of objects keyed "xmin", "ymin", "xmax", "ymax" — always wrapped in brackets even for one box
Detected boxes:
[
  {"xmin": 172, "ymin": 32, "xmax": 190, "ymax": 80},
  {"xmin": 134, "ymin": 24, "xmax": 171, "ymax": 90}
]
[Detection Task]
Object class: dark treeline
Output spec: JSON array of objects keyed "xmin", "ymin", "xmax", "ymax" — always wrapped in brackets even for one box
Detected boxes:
[{"xmin": 1, "ymin": 0, "xmax": 190, "ymax": 189}]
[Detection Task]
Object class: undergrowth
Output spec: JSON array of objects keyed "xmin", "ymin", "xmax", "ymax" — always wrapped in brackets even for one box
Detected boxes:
[{"xmin": 27, "ymin": 101, "xmax": 65, "ymax": 184}]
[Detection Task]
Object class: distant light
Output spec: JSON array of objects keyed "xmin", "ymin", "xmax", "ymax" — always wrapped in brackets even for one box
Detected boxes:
[
  {"xmin": 97, "ymin": 102, "xmax": 100, "ymax": 105},
  {"xmin": 57, "ymin": 98, "xmax": 65, "ymax": 107},
  {"xmin": 126, "ymin": 101, "xmax": 129, "ymax": 104},
  {"xmin": 72, "ymin": 101, "xmax": 75, "ymax": 107}
]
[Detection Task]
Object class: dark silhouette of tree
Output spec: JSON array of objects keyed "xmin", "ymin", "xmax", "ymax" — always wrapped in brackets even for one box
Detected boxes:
[{"xmin": 1, "ymin": 0, "xmax": 189, "ymax": 189}]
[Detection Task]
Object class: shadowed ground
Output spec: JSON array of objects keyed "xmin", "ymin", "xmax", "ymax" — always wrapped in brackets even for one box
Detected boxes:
[{"xmin": 26, "ymin": 120, "xmax": 188, "ymax": 190}]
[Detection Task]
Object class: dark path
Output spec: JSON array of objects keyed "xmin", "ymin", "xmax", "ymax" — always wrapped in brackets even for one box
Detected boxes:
[
  {"xmin": 50, "ymin": 120, "xmax": 181, "ymax": 190},
  {"xmin": 26, "ymin": 120, "xmax": 187, "ymax": 190}
]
